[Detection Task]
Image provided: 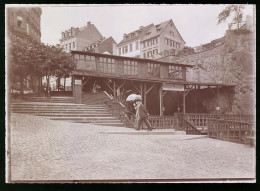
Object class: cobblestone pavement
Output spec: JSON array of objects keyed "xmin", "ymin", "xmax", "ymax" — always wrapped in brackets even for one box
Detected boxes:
[{"xmin": 9, "ymin": 113, "xmax": 255, "ymax": 181}]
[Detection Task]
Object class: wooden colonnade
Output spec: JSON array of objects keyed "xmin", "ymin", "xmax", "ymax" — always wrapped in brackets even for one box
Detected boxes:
[{"xmin": 72, "ymin": 75, "xmax": 223, "ymax": 116}]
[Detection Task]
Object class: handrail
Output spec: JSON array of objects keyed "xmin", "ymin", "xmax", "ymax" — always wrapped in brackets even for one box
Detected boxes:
[
  {"xmin": 184, "ymin": 119, "xmax": 203, "ymax": 135},
  {"xmin": 207, "ymin": 118, "xmax": 255, "ymax": 144}
]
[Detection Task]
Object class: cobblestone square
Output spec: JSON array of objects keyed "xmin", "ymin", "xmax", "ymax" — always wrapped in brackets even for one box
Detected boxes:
[{"xmin": 8, "ymin": 113, "xmax": 255, "ymax": 182}]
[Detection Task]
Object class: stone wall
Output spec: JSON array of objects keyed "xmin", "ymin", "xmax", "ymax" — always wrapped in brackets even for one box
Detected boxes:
[{"xmin": 158, "ymin": 29, "xmax": 255, "ymax": 114}]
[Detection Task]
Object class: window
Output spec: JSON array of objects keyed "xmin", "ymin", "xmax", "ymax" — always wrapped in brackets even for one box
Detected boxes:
[
  {"xmin": 124, "ymin": 60, "xmax": 138, "ymax": 75},
  {"xmin": 85, "ymin": 55, "xmax": 96, "ymax": 70},
  {"xmin": 153, "ymin": 38, "xmax": 158, "ymax": 45},
  {"xmin": 69, "ymin": 43, "xmax": 71, "ymax": 50},
  {"xmin": 153, "ymin": 49, "xmax": 158, "ymax": 54},
  {"xmin": 130, "ymin": 44, "xmax": 133, "ymax": 52},
  {"xmin": 170, "ymin": 40, "xmax": 174, "ymax": 47},
  {"xmin": 73, "ymin": 42, "xmax": 75, "ymax": 49},
  {"xmin": 168, "ymin": 65, "xmax": 182, "ymax": 79},
  {"xmin": 145, "ymin": 32, "xmax": 151, "ymax": 36},
  {"xmin": 143, "ymin": 53, "xmax": 146, "ymax": 59},
  {"xmin": 99, "ymin": 57, "xmax": 115, "ymax": 74},
  {"xmin": 119, "ymin": 48, "xmax": 121, "ymax": 55},
  {"xmin": 147, "ymin": 51, "xmax": 152, "ymax": 58},
  {"xmin": 165, "ymin": 38, "xmax": 168, "ymax": 45},
  {"xmin": 66, "ymin": 44, "xmax": 68, "ymax": 51},
  {"xmin": 17, "ymin": 16, "xmax": 23, "ymax": 27},
  {"xmin": 147, "ymin": 63, "xmax": 160, "ymax": 77},
  {"xmin": 170, "ymin": 31, "xmax": 174, "ymax": 36},
  {"xmin": 143, "ymin": 41, "xmax": 146, "ymax": 48},
  {"xmin": 124, "ymin": 45, "xmax": 128, "ymax": 53},
  {"xmin": 135, "ymin": 42, "xmax": 139, "ymax": 50},
  {"xmin": 148, "ymin": 40, "xmax": 152, "ymax": 47},
  {"xmin": 77, "ymin": 55, "xmax": 96, "ymax": 70}
]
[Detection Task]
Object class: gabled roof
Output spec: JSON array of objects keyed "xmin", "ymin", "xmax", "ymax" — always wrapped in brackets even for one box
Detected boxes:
[
  {"xmin": 141, "ymin": 19, "xmax": 185, "ymax": 43},
  {"xmin": 100, "ymin": 36, "xmax": 117, "ymax": 45},
  {"xmin": 117, "ymin": 24, "xmax": 154, "ymax": 46},
  {"xmin": 140, "ymin": 19, "xmax": 171, "ymax": 42}
]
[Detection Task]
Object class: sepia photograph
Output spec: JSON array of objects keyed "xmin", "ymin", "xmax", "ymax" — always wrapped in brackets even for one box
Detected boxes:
[{"xmin": 5, "ymin": 4, "xmax": 255, "ymax": 183}]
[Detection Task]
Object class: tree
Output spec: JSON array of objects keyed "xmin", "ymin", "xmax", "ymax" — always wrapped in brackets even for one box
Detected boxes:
[
  {"xmin": 9, "ymin": 31, "xmax": 76, "ymax": 97},
  {"xmin": 218, "ymin": 4, "xmax": 245, "ymax": 29}
]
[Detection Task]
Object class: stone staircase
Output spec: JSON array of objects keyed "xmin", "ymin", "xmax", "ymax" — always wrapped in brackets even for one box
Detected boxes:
[{"xmin": 11, "ymin": 96, "xmax": 124, "ymax": 127}]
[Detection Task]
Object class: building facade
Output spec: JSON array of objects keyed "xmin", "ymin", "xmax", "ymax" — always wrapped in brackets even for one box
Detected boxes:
[
  {"xmin": 117, "ymin": 24, "xmax": 154, "ymax": 58},
  {"xmin": 116, "ymin": 19, "xmax": 185, "ymax": 59},
  {"xmin": 59, "ymin": 21, "xmax": 104, "ymax": 53},
  {"xmin": 7, "ymin": 6, "xmax": 42, "ymax": 42}
]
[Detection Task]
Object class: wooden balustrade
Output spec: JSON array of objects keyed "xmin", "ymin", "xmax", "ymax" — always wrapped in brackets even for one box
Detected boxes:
[
  {"xmin": 208, "ymin": 119, "xmax": 255, "ymax": 144},
  {"xmin": 176, "ymin": 113, "xmax": 254, "ymax": 130},
  {"xmin": 148, "ymin": 115, "xmax": 177, "ymax": 129}
]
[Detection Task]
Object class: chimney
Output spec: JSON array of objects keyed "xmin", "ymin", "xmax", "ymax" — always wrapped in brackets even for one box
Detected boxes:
[
  {"xmin": 87, "ymin": 21, "xmax": 91, "ymax": 27},
  {"xmin": 123, "ymin": 33, "xmax": 127, "ymax": 39}
]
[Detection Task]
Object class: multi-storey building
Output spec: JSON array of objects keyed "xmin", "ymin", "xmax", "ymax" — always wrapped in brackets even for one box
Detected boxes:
[
  {"xmin": 116, "ymin": 19, "xmax": 185, "ymax": 59},
  {"xmin": 85, "ymin": 36, "xmax": 117, "ymax": 55},
  {"xmin": 59, "ymin": 21, "xmax": 104, "ymax": 53},
  {"xmin": 117, "ymin": 24, "xmax": 154, "ymax": 58},
  {"xmin": 141, "ymin": 19, "xmax": 185, "ymax": 59},
  {"xmin": 7, "ymin": 6, "xmax": 42, "ymax": 42}
]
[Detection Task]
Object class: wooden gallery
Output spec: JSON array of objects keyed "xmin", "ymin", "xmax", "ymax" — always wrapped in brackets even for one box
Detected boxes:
[{"xmin": 70, "ymin": 51, "xmax": 254, "ymax": 144}]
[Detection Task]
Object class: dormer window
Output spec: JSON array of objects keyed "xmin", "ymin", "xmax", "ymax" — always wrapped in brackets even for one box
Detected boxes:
[
  {"xmin": 157, "ymin": 28, "xmax": 162, "ymax": 32},
  {"xmin": 145, "ymin": 32, "xmax": 151, "ymax": 37}
]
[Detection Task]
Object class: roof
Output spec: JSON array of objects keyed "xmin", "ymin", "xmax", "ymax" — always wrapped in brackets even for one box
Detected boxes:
[
  {"xmin": 71, "ymin": 70, "xmax": 235, "ymax": 87},
  {"xmin": 141, "ymin": 19, "xmax": 185, "ymax": 43},
  {"xmin": 165, "ymin": 81, "xmax": 235, "ymax": 87},
  {"xmin": 117, "ymin": 24, "xmax": 154, "ymax": 46},
  {"xmin": 71, "ymin": 50, "xmax": 193, "ymax": 67},
  {"xmin": 141, "ymin": 19, "xmax": 171, "ymax": 42}
]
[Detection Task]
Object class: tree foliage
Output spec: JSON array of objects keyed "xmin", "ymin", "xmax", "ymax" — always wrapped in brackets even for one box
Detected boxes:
[
  {"xmin": 8, "ymin": 31, "xmax": 76, "ymax": 96},
  {"xmin": 217, "ymin": 4, "xmax": 245, "ymax": 28}
]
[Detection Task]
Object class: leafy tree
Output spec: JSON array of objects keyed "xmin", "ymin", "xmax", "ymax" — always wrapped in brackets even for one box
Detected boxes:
[
  {"xmin": 218, "ymin": 4, "xmax": 245, "ymax": 29},
  {"xmin": 8, "ymin": 31, "xmax": 76, "ymax": 97}
]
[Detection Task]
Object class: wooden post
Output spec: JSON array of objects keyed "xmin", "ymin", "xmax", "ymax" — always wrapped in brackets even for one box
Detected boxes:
[
  {"xmin": 227, "ymin": 122, "xmax": 230, "ymax": 141},
  {"xmin": 141, "ymin": 83, "xmax": 143, "ymax": 103},
  {"xmin": 159, "ymin": 85, "xmax": 163, "ymax": 116},
  {"xmin": 74, "ymin": 76, "xmax": 82, "ymax": 104},
  {"xmin": 217, "ymin": 86, "xmax": 220, "ymax": 114},
  {"xmin": 113, "ymin": 80, "xmax": 116, "ymax": 100},
  {"xmin": 183, "ymin": 89, "xmax": 186, "ymax": 114},
  {"xmin": 144, "ymin": 82, "xmax": 147, "ymax": 108},
  {"xmin": 72, "ymin": 76, "xmax": 75, "ymax": 98},
  {"xmin": 238, "ymin": 122, "xmax": 241, "ymax": 143}
]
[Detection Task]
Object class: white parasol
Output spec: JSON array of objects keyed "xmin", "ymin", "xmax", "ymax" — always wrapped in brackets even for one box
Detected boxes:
[{"xmin": 126, "ymin": 94, "xmax": 138, "ymax": 101}]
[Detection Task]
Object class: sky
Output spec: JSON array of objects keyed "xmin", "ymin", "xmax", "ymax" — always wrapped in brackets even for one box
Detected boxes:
[{"xmin": 39, "ymin": 4, "xmax": 254, "ymax": 47}]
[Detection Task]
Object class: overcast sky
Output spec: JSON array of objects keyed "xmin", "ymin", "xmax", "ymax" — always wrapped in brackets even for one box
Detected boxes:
[{"xmin": 39, "ymin": 4, "xmax": 254, "ymax": 47}]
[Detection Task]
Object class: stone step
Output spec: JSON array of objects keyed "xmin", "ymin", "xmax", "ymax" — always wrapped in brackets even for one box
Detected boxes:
[
  {"xmin": 50, "ymin": 116, "xmax": 118, "ymax": 120},
  {"xmin": 67, "ymin": 119, "xmax": 123, "ymax": 123},
  {"xmin": 11, "ymin": 103, "xmax": 105, "ymax": 107},
  {"xmin": 11, "ymin": 107, "xmax": 107, "ymax": 111},
  {"xmin": 12, "ymin": 112, "xmax": 112, "ymax": 117},
  {"xmin": 11, "ymin": 110, "xmax": 110, "ymax": 114},
  {"xmin": 99, "ymin": 130, "xmax": 186, "ymax": 135}
]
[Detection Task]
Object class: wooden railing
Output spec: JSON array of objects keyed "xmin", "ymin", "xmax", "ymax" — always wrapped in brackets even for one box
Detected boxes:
[
  {"xmin": 148, "ymin": 115, "xmax": 177, "ymax": 129},
  {"xmin": 208, "ymin": 119, "xmax": 255, "ymax": 144},
  {"xmin": 82, "ymin": 91, "xmax": 113, "ymax": 105},
  {"xmin": 176, "ymin": 113, "xmax": 254, "ymax": 130},
  {"xmin": 184, "ymin": 120, "xmax": 203, "ymax": 135},
  {"xmin": 101, "ymin": 92, "xmax": 136, "ymax": 128}
]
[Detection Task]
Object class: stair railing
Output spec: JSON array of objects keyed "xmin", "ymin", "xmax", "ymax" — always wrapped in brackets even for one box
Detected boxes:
[{"xmin": 102, "ymin": 91, "xmax": 136, "ymax": 128}]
